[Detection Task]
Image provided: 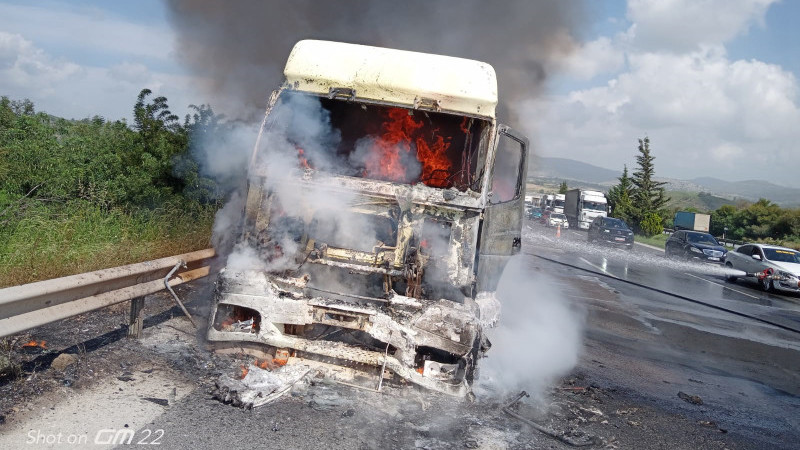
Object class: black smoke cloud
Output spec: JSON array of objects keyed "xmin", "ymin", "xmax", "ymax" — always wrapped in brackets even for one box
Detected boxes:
[{"xmin": 164, "ymin": 0, "xmax": 585, "ymax": 127}]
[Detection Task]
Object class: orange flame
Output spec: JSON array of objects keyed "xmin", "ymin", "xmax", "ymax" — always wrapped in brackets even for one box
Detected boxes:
[
  {"xmin": 254, "ymin": 358, "xmax": 274, "ymax": 370},
  {"xmin": 364, "ymin": 108, "xmax": 454, "ymax": 188},
  {"xmin": 297, "ymin": 147, "xmax": 311, "ymax": 169},
  {"xmin": 22, "ymin": 340, "xmax": 47, "ymax": 349}
]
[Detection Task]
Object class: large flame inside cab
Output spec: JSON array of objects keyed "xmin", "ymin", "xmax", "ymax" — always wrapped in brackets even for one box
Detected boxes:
[{"xmin": 267, "ymin": 92, "xmax": 490, "ymax": 192}]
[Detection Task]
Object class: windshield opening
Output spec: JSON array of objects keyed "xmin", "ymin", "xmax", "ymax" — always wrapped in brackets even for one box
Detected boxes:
[
  {"xmin": 604, "ymin": 218, "xmax": 628, "ymax": 229},
  {"xmin": 764, "ymin": 248, "xmax": 800, "ymax": 263},
  {"xmin": 583, "ymin": 201, "xmax": 606, "ymax": 212},
  {"xmin": 264, "ymin": 91, "xmax": 490, "ymax": 192},
  {"xmin": 553, "ymin": 200, "xmax": 565, "ymax": 208},
  {"xmin": 687, "ymin": 233, "xmax": 718, "ymax": 245}
]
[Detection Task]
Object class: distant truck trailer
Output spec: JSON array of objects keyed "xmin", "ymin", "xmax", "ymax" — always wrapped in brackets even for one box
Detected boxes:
[
  {"xmin": 552, "ymin": 193, "xmax": 566, "ymax": 214},
  {"xmin": 565, "ymin": 189, "xmax": 608, "ymax": 230},
  {"xmin": 673, "ymin": 211, "xmax": 711, "ymax": 232}
]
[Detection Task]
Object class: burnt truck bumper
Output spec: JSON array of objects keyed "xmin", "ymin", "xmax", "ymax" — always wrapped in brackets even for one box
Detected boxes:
[{"xmin": 208, "ymin": 269, "xmax": 492, "ymax": 396}]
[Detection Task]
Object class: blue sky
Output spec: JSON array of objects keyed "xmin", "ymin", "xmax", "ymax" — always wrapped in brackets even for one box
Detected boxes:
[{"xmin": 1, "ymin": 0, "xmax": 799, "ymax": 187}]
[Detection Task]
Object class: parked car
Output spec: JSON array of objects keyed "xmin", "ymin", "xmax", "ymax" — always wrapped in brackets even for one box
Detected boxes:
[
  {"xmin": 528, "ymin": 207, "xmax": 544, "ymax": 220},
  {"xmin": 665, "ymin": 230, "xmax": 727, "ymax": 263},
  {"xmin": 546, "ymin": 212, "xmax": 569, "ymax": 228},
  {"xmin": 724, "ymin": 244, "xmax": 800, "ymax": 292},
  {"xmin": 587, "ymin": 216, "xmax": 634, "ymax": 250}
]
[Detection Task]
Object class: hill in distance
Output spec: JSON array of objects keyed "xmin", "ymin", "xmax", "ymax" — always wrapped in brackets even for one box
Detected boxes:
[{"xmin": 529, "ymin": 157, "xmax": 800, "ymax": 207}]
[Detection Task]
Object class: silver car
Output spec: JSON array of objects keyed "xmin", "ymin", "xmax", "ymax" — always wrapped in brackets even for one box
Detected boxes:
[{"xmin": 725, "ymin": 243, "xmax": 800, "ymax": 293}]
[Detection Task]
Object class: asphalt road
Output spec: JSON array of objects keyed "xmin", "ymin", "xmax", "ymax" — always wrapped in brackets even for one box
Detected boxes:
[
  {"xmin": 524, "ymin": 222, "xmax": 800, "ymax": 446},
  {"xmin": 1, "ymin": 222, "xmax": 799, "ymax": 449}
]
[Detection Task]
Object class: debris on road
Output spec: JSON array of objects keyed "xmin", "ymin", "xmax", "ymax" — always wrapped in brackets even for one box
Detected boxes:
[
  {"xmin": 502, "ymin": 390, "xmax": 598, "ymax": 447},
  {"xmin": 677, "ymin": 391, "xmax": 704, "ymax": 405},
  {"xmin": 142, "ymin": 397, "xmax": 169, "ymax": 407},
  {"xmin": 213, "ymin": 363, "xmax": 313, "ymax": 409}
]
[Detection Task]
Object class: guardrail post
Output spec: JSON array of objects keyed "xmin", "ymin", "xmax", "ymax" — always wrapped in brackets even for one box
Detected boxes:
[{"xmin": 128, "ymin": 297, "xmax": 145, "ymax": 339}]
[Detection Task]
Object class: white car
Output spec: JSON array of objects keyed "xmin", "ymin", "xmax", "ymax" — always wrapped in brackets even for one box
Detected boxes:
[
  {"xmin": 725, "ymin": 243, "xmax": 800, "ymax": 293},
  {"xmin": 547, "ymin": 212, "xmax": 569, "ymax": 229}
]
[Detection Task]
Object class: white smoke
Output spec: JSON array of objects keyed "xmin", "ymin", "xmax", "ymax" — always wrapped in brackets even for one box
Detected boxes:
[
  {"xmin": 475, "ymin": 255, "xmax": 585, "ymax": 397},
  {"xmin": 213, "ymin": 93, "xmax": 384, "ymax": 276}
]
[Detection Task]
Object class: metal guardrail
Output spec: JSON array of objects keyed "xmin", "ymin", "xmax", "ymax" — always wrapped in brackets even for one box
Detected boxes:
[{"xmin": 0, "ymin": 248, "xmax": 215, "ymax": 338}]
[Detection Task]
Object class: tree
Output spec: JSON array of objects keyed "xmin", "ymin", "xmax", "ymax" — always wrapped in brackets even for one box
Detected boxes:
[
  {"xmin": 607, "ymin": 165, "xmax": 635, "ymax": 223},
  {"xmin": 631, "ymin": 137, "xmax": 669, "ymax": 228},
  {"xmin": 558, "ymin": 180, "xmax": 568, "ymax": 194}
]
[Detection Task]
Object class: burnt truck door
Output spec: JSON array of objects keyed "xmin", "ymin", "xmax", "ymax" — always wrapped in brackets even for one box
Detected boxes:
[{"xmin": 475, "ymin": 125, "xmax": 528, "ymax": 292}]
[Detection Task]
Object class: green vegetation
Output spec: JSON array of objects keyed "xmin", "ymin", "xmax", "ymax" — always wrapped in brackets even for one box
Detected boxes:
[
  {"xmin": 633, "ymin": 233, "xmax": 668, "ymax": 249},
  {"xmin": 607, "ymin": 137, "xmax": 669, "ymax": 237},
  {"xmin": 0, "ymin": 92, "xmax": 230, "ymax": 287},
  {"xmin": 558, "ymin": 180, "xmax": 568, "ymax": 194},
  {"xmin": 665, "ymin": 191, "xmax": 738, "ymax": 212},
  {"xmin": 606, "ymin": 136, "xmax": 800, "ymax": 249}
]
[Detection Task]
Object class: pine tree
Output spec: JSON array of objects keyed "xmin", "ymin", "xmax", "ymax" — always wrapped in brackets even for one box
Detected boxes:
[
  {"xmin": 558, "ymin": 180, "xmax": 568, "ymax": 194},
  {"xmin": 607, "ymin": 165, "xmax": 635, "ymax": 223},
  {"xmin": 631, "ymin": 137, "xmax": 669, "ymax": 213},
  {"xmin": 630, "ymin": 137, "xmax": 669, "ymax": 234}
]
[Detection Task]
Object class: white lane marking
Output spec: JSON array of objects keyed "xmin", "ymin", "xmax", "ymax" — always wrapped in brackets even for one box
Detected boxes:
[
  {"xmin": 683, "ymin": 272, "xmax": 759, "ymax": 299},
  {"xmin": 579, "ymin": 257, "xmax": 618, "ymax": 279}
]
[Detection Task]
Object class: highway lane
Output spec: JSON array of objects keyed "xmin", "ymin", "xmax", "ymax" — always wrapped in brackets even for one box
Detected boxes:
[
  {"xmin": 525, "ymin": 222, "xmax": 800, "ymax": 334},
  {"xmin": 522, "ymin": 221, "xmax": 800, "ymax": 447}
]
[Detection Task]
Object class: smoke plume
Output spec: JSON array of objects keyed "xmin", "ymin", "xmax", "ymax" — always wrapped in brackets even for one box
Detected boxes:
[
  {"xmin": 164, "ymin": 0, "xmax": 584, "ymax": 128},
  {"xmin": 476, "ymin": 255, "xmax": 585, "ymax": 397}
]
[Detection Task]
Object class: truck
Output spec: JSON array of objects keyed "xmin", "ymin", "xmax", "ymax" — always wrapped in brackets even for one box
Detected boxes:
[
  {"xmin": 552, "ymin": 193, "xmax": 566, "ymax": 214},
  {"xmin": 207, "ymin": 40, "xmax": 529, "ymax": 396},
  {"xmin": 674, "ymin": 211, "xmax": 711, "ymax": 232},
  {"xmin": 565, "ymin": 189, "xmax": 608, "ymax": 230}
]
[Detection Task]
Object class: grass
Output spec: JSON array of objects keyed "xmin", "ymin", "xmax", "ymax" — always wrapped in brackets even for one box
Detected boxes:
[
  {"xmin": 634, "ymin": 233, "xmax": 669, "ymax": 249},
  {"xmin": 0, "ymin": 201, "xmax": 216, "ymax": 288}
]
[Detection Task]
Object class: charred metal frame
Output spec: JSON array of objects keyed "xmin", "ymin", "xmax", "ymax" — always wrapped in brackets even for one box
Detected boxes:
[{"xmin": 208, "ymin": 86, "xmax": 527, "ymax": 395}]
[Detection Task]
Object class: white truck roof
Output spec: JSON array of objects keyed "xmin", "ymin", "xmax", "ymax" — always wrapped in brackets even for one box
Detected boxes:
[{"xmin": 283, "ymin": 40, "xmax": 498, "ymax": 119}]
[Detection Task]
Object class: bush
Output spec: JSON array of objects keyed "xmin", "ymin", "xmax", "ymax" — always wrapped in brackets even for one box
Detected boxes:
[{"xmin": 639, "ymin": 212, "xmax": 664, "ymax": 237}]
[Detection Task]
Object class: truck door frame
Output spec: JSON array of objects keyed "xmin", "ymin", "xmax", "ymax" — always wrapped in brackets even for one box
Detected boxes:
[{"xmin": 475, "ymin": 125, "xmax": 528, "ymax": 292}]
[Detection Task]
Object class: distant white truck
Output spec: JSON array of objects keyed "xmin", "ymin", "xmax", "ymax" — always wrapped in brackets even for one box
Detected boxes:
[
  {"xmin": 565, "ymin": 189, "xmax": 608, "ymax": 230},
  {"xmin": 552, "ymin": 193, "xmax": 566, "ymax": 214}
]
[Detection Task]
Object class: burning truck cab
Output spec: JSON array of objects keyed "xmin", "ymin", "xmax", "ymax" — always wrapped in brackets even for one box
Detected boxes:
[{"xmin": 208, "ymin": 40, "xmax": 528, "ymax": 396}]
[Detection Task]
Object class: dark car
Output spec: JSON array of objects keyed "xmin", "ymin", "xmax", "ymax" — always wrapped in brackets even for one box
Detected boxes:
[
  {"xmin": 587, "ymin": 216, "xmax": 634, "ymax": 250},
  {"xmin": 665, "ymin": 230, "xmax": 727, "ymax": 262},
  {"xmin": 527, "ymin": 207, "xmax": 543, "ymax": 220}
]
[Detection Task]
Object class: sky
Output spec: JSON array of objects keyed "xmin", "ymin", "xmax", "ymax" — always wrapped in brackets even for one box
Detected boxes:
[{"xmin": 1, "ymin": 0, "xmax": 798, "ymax": 188}]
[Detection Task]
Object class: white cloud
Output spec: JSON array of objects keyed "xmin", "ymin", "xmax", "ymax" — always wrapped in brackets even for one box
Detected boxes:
[
  {"xmin": 627, "ymin": 0, "xmax": 778, "ymax": 52},
  {"xmin": 0, "ymin": 32, "xmax": 201, "ymax": 121},
  {"xmin": 559, "ymin": 36, "xmax": 626, "ymax": 80},
  {"xmin": 0, "ymin": 3, "xmax": 174, "ymax": 62},
  {"xmin": 525, "ymin": 45, "xmax": 800, "ymax": 187}
]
